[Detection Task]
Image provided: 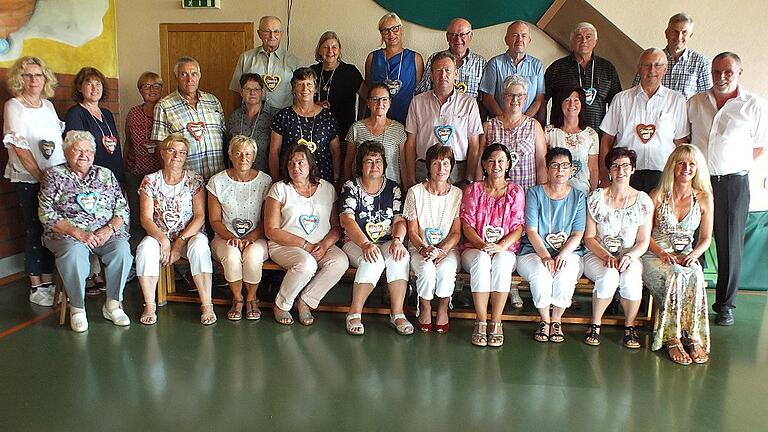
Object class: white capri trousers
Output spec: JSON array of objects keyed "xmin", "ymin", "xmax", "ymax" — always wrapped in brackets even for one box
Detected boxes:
[
  {"xmin": 410, "ymin": 248, "xmax": 460, "ymax": 300},
  {"xmin": 460, "ymin": 249, "xmax": 516, "ymax": 293},
  {"xmin": 210, "ymin": 237, "xmax": 269, "ymax": 284},
  {"xmin": 583, "ymin": 252, "xmax": 644, "ymax": 301},
  {"xmin": 517, "ymin": 252, "xmax": 584, "ymax": 309},
  {"xmin": 342, "ymin": 240, "xmax": 410, "ymax": 285},
  {"xmin": 135, "ymin": 233, "xmax": 213, "ymax": 277},
  {"xmin": 268, "ymin": 242, "xmax": 349, "ymax": 311}
]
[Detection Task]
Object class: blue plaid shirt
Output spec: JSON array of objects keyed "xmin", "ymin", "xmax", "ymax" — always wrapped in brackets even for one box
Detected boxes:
[
  {"xmin": 416, "ymin": 49, "xmax": 486, "ymax": 99},
  {"xmin": 632, "ymin": 48, "xmax": 712, "ymax": 99}
]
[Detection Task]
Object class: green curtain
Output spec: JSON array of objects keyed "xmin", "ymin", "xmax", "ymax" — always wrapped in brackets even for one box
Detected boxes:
[{"xmin": 703, "ymin": 211, "xmax": 768, "ymax": 291}]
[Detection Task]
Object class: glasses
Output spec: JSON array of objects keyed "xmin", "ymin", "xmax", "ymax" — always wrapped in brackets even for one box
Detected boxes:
[
  {"xmin": 21, "ymin": 73, "xmax": 44, "ymax": 80},
  {"xmin": 363, "ymin": 158, "xmax": 385, "ymax": 167},
  {"xmin": 548, "ymin": 162, "xmax": 573, "ymax": 170},
  {"xmin": 164, "ymin": 148, "xmax": 188, "ymax": 157},
  {"xmin": 447, "ymin": 31, "xmax": 472, "ymax": 39},
  {"xmin": 368, "ymin": 96, "xmax": 391, "ymax": 103},
  {"xmin": 610, "ymin": 162, "xmax": 633, "ymax": 171},
  {"xmin": 379, "ymin": 25, "xmax": 401, "ymax": 35},
  {"xmin": 241, "ymin": 86, "xmax": 263, "ymax": 93},
  {"xmin": 259, "ymin": 29, "xmax": 282, "ymax": 35},
  {"xmin": 141, "ymin": 83, "xmax": 163, "ymax": 90},
  {"xmin": 504, "ymin": 93, "xmax": 526, "ymax": 100}
]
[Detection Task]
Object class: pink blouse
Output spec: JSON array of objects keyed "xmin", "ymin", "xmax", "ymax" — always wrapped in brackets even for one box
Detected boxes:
[{"xmin": 460, "ymin": 180, "xmax": 526, "ymax": 252}]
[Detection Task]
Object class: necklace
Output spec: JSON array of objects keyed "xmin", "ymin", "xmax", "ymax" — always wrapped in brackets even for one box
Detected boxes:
[
  {"xmin": 358, "ymin": 177, "xmax": 388, "ymax": 243},
  {"xmin": 20, "ymin": 94, "xmax": 42, "ymax": 108},
  {"xmin": 230, "ymin": 171, "xmax": 254, "ymax": 238},
  {"xmin": 86, "ymin": 107, "xmax": 118, "ymax": 155},
  {"xmin": 383, "ymin": 50, "xmax": 405, "ymax": 96},
  {"xmin": 295, "ymin": 109, "xmax": 318, "ymax": 153},
  {"xmin": 294, "ymin": 182, "xmax": 320, "ymax": 236},
  {"xmin": 162, "ymin": 171, "xmax": 185, "ymax": 235},
  {"xmin": 238, "ymin": 105, "xmax": 262, "ymax": 139},
  {"xmin": 318, "ymin": 64, "xmax": 338, "ymax": 100},
  {"xmin": 602, "ymin": 188, "xmax": 631, "ymax": 255},
  {"xmin": 577, "ymin": 58, "xmax": 597, "ymax": 106},
  {"xmin": 425, "ymin": 182, "xmax": 451, "ymax": 245},
  {"xmin": 72, "ymin": 168, "xmax": 99, "ymax": 215}
]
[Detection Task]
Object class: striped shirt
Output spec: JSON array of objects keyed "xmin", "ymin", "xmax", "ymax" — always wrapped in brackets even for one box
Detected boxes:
[
  {"xmin": 632, "ymin": 48, "xmax": 712, "ymax": 99},
  {"xmin": 416, "ymin": 50, "xmax": 486, "ymax": 99},
  {"xmin": 480, "ymin": 53, "xmax": 544, "ymax": 113},
  {"xmin": 485, "ymin": 116, "xmax": 538, "ymax": 191},
  {"xmin": 151, "ymin": 90, "xmax": 226, "ymax": 180}
]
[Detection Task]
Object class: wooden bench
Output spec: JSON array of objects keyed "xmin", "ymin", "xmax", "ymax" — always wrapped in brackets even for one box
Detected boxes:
[{"xmin": 158, "ymin": 260, "xmax": 655, "ymax": 327}]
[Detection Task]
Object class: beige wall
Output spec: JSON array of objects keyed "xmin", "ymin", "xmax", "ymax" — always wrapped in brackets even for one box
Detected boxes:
[{"xmin": 116, "ymin": 0, "xmax": 768, "ymax": 208}]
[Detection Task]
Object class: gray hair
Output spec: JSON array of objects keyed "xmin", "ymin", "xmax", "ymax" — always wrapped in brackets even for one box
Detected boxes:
[
  {"xmin": 667, "ymin": 12, "xmax": 694, "ymax": 30},
  {"xmin": 570, "ymin": 22, "xmax": 598, "ymax": 41},
  {"xmin": 63, "ymin": 130, "xmax": 96, "ymax": 151},
  {"xmin": 173, "ymin": 56, "xmax": 200, "ymax": 77},
  {"xmin": 502, "ymin": 74, "xmax": 530, "ymax": 94},
  {"xmin": 638, "ymin": 47, "xmax": 666, "ymax": 67}
]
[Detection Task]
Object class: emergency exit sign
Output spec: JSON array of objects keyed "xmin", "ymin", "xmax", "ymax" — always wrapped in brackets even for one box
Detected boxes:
[{"xmin": 182, "ymin": 0, "xmax": 220, "ymax": 8}]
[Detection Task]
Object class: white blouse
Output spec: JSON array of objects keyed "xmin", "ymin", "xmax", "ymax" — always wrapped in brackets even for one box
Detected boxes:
[{"xmin": 3, "ymin": 98, "xmax": 65, "ymax": 183}]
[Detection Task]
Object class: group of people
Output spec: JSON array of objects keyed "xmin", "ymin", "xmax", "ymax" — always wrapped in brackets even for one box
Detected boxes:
[{"xmin": 3, "ymin": 12, "xmax": 766, "ymax": 368}]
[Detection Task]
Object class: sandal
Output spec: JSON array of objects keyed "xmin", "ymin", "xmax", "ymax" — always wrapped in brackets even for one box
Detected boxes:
[
  {"xmin": 534, "ymin": 321, "xmax": 550, "ymax": 342},
  {"xmin": 623, "ymin": 326, "xmax": 641, "ymax": 349},
  {"xmin": 685, "ymin": 340, "xmax": 709, "ymax": 364},
  {"xmin": 298, "ymin": 309, "xmax": 314, "ymax": 326},
  {"xmin": 584, "ymin": 324, "xmax": 601, "ymax": 346},
  {"xmin": 667, "ymin": 341, "xmax": 693, "ymax": 366},
  {"xmin": 488, "ymin": 321, "xmax": 504, "ymax": 347},
  {"xmin": 200, "ymin": 304, "xmax": 217, "ymax": 325},
  {"xmin": 509, "ymin": 288, "xmax": 523, "ymax": 309},
  {"xmin": 549, "ymin": 322, "xmax": 565, "ymax": 343},
  {"xmin": 245, "ymin": 300, "xmax": 261, "ymax": 320},
  {"xmin": 472, "ymin": 321, "xmax": 488, "ymax": 347},
  {"xmin": 140, "ymin": 303, "xmax": 157, "ymax": 325},
  {"xmin": 273, "ymin": 306, "xmax": 294, "ymax": 325},
  {"xmin": 345, "ymin": 313, "xmax": 364, "ymax": 336},
  {"xmin": 227, "ymin": 300, "xmax": 243, "ymax": 321},
  {"xmin": 389, "ymin": 313, "xmax": 414, "ymax": 335}
]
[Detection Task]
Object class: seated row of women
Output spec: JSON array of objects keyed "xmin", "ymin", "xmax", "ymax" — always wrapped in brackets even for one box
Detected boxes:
[{"xmin": 40, "ymin": 129, "xmax": 711, "ymax": 366}]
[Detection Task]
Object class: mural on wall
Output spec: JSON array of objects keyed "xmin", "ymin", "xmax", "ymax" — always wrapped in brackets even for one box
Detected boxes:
[
  {"xmin": 374, "ymin": 0, "xmax": 555, "ymax": 29},
  {"xmin": 0, "ymin": 0, "xmax": 116, "ymax": 77}
]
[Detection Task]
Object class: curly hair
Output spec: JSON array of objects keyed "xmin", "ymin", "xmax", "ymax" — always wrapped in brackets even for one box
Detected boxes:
[{"xmin": 6, "ymin": 56, "xmax": 58, "ymax": 99}]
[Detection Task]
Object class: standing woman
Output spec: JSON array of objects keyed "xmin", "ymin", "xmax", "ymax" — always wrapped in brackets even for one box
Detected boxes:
[
  {"xmin": 310, "ymin": 31, "xmax": 364, "ymax": 142},
  {"xmin": 364, "ymin": 12, "xmax": 424, "ymax": 124},
  {"xmin": 643, "ymin": 145, "xmax": 713, "ymax": 365},
  {"xmin": 269, "ymin": 68, "xmax": 342, "ymax": 185},
  {"xmin": 403, "ymin": 144, "xmax": 462, "ymax": 333},
  {"xmin": 544, "ymin": 87, "xmax": 599, "ymax": 194},
  {"xmin": 583, "ymin": 147, "xmax": 653, "ymax": 348},
  {"xmin": 460, "ymin": 144, "xmax": 525, "ymax": 347},
  {"xmin": 3, "ymin": 56, "xmax": 65, "ymax": 305},
  {"xmin": 480, "ymin": 74, "xmax": 547, "ymax": 191},
  {"xmin": 516, "ymin": 147, "xmax": 587, "ymax": 343},
  {"xmin": 226, "ymin": 73, "xmax": 276, "ymax": 173}
]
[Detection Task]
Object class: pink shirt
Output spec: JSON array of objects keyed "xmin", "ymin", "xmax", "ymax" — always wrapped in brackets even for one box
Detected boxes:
[{"xmin": 460, "ymin": 180, "xmax": 526, "ymax": 252}]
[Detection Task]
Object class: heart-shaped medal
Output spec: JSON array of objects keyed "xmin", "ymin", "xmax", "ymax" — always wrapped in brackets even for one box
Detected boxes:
[
  {"xmin": 635, "ymin": 124, "xmax": 656, "ymax": 144},
  {"xmin": 383, "ymin": 79, "xmax": 402, "ymax": 96},
  {"xmin": 264, "ymin": 75, "xmax": 281, "ymax": 92},
  {"xmin": 186, "ymin": 121, "xmax": 205, "ymax": 141},
  {"xmin": 483, "ymin": 225, "xmax": 504, "ymax": 243},
  {"xmin": 365, "ymin": 221, "xmax": 387, "ymax": 243},
  {"xmin": 162, "ymin": 211, "xmax": 182, "ymax": 231},
  {"xmin": 39, "ymin": 139, "xmax": 55, "ymax": 160},
  {"xmin": 669, "ymin": 232, "xmax": 693, "ymax": 253},
  {"xmin": 145, "ymin": 141, "xmax": 157, "ymax": 154},
  {"xmin": 424, "ymin": 227, "xmax": 445, "ymax": 246},
  {"xmin": 454, "ymin": 81, "xmax": 468, "ymax": 93},
  {"xmin": 299, "ymin": 214, "xmax": 319, "ymax": 235},
  {"xmin": 508, "ymin": 150, "xmax": 520, "ymax": 169},
  {"xmin": 545, "ymin": 231, "xmax": 568, "ymax": 251},
  {"xmin": 232, "ymin": 218, "xmax": 253, "ymax": 238},
  {"xmin": 571, "ymin": 160, "xmax": 583, "ymax": 179},
  {"xmin": 433, "ymin": 125, "xmax": 454, "ymax": 145},
  {"xmin": 75, "ymin": 192, "xmax": 99, "ymax": 214},
  {"xmin": 102, "ymin": 135, "xmax": 118, "ymax": 155},
  {"xmin": 603, "ymin": 235, "xmax": 623, "ymax": 254},
  {"xmin": 297, "ymin": 138, "xmax": 317, "ymax": 153},
  {"xmin": 584, "ymin": 87, "xmax": 597, "ymax": 106}
]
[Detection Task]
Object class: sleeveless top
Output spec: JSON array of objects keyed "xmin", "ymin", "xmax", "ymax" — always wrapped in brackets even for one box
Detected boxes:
[
  {"xmin": 651, "ymin": 192, "xmax": 701, "ymax": 255},
  {"xmin": 370, "ymin": 48, "xmax": 417, "ymax": 124},
  {"xmin": 485, "ymin": 116, "xmax": 537, "ymax": 190}
]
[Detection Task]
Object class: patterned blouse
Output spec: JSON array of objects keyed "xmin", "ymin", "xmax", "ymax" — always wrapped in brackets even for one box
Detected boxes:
[
  {"xmin": 459, "ymin": 180, "xmax": 526, "ymax": 252},
  {"xmin": 340, "ymin": 177, "xmax": 403, "ymax": 244},
  {"xmin": 587, "ymin": 188, "xmax": 654, "ymax": 255},
  {"xmin": 650, "ymin": 192, "xmax": 701, "ymax": 255},
  {"xmin": 124, "ymin": 104, "xmax": 162, "ymax": 178},
  {"xmin": 485, "ymin": 116, "xmax": 538, "ymax": 191},
  {"xmin": 39, "ymin": 164, "xmax": 129, "ymax": 241},
  {"xmin": 139, "ymin": 169, "xmax": 205, "ymax": 240},
  {"xmin": 271, "ymin": 107, "xmax": 339, "ymax": 182}
]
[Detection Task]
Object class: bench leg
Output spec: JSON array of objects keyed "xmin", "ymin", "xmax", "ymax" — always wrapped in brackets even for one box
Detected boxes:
[
  {"xmin": 157, "ymin": 264, "xmax": 174, "ymax": 306},
  {"xmin": 53, "ymin": 273, "xmax": 68, "ymax": 326}
]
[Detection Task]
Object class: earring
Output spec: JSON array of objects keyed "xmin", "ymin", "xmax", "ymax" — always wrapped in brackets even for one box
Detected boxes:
[{"xmin": 608, "ymin": 174, "xmax": 613, "ymax": 182}]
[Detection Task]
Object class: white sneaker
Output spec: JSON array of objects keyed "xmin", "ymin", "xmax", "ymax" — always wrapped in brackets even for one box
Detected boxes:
[
  {"xmin": 70, "ymin": 311, "xmax": 89, "ymax": 332},
  {"xmin": 102, "ymin": 305, "xmax": 131, "ymax": 326},
  {"xmin": 29, "ymin": 287, "xmax": 54, "ymax": 307}
]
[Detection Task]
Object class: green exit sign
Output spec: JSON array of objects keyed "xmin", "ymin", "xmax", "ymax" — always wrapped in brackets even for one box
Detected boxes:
[{"xmin": 182, "ymin": 0, "xmax": 220, "ymax": 8}]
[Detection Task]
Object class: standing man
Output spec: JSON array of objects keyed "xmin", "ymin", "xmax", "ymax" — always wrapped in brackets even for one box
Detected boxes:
[
  {"xmin": 632, "ymin": 13, "xmax": 711, "ymax": 99},
  {"xmin": 599, "ymin": 48, "xmax": 688, "ymax": 191},
  {"xmin": 480, "ymin": 21, "xmax": 544, "ymax": 117},
  {"xmin": 543, "ymin": 22, "xmax": 622, "ymax": 131},
  {"xmin": 404, "ymin": 52, "xmax": 483, "ymax": 189},
  {"xmin": 229, "ymin": 16, "xmax": 302, "ymax": 110},
  {"xmin": 152, "ymin": 56, "xmax": 225, "ymax": 180},
  {"xmin": 415, "ymin": 18, "xmax": 486, "ymax": 100},
  {"xmin": 688, "ymin": 52, "xmax": 767, "ymax": 326}
]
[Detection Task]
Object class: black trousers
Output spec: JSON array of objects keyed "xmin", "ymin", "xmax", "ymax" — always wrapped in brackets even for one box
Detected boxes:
[
  {"xmin": 711, "ymin": 173, "xmax": 750, "ymax": 311},
  {"xmin": 15, "ymin": 182, "xmax": 54, "ymax": 276},
  {"xmin": 630, "ymin": 170, "xmax": 662, "ymax": 194}
]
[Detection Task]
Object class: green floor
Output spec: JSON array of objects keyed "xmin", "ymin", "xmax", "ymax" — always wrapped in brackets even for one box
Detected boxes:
[{"xmin": 1, "ymin": 278, "xmax": 767, "ymax": 431}]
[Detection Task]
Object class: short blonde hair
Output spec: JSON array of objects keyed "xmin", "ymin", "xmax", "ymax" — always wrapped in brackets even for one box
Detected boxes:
[
  {"xmin": 137, "ymin": 71, "xmax": 163, "ymax": 90},
  {"xmin": 228, "ymin": 135, "xmax": 257, "ymax": 158},
  {"xmin": 63, "ymin": 130, "xmax": 96, "ymax": 151},
  {"xmin": 6, "ymin": 56, "xmax": 58, "ymax": 99},
  {"xmin": 378, "ymin": 12, "xmax": 403, "ymax": 45},
  {"xmin": 159, "ymin": 133, "xmax": 190, "ymax": 152}
]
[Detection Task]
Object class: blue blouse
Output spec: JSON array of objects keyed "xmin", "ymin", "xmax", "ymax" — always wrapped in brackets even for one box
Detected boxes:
[{"xmin": 520, "ymin": 185, "xmax": 586, "ymax": 256}]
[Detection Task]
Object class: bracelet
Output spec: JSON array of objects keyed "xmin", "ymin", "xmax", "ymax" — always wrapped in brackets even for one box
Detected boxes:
[
  {"xmin": 302, "ymin": 240, "xmax": 308, "ymax": 250},
  {"xmin": 418, "ymin": 245, "xmax": 425, "ymax": 254}
]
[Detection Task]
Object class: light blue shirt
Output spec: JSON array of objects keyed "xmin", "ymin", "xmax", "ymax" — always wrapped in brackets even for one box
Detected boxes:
[
  {"xmin": 480, "ymin": 53, "xmax": 545, "ymax": 113},
  {"xmin": 520, "ymin": 185, "xmax": 586, "ymax": 256}
]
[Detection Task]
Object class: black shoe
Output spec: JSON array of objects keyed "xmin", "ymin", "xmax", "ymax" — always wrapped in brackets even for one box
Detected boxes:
[{"xmin": 715, "ymin": 309, "xmax": 734, "ymax": 326}]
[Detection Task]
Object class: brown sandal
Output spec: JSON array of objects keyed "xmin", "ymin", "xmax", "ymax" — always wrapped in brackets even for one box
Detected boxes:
[
  {"xmin": 534, "ymin": 321, "xmax": 550, "ymax": 342},
  {"xmin": 685, "ymin": 340, "xmax": 709, "ymax": 364},
  {"xmin": 667, "ymin": 341, "xmax": 692, "ymax": 365},
  {"xmin": 245, "ymin": 300, "xmax": 261, "ymax": 320},
  {"xmin": 227, "ymin": 300, "xmax": 243, "ymax": 321}
]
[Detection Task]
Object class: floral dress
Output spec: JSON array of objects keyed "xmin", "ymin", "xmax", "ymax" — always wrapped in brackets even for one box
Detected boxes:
[{"xmin": 642, "ymin": 192, "xmax": 709, "ymax": 353}]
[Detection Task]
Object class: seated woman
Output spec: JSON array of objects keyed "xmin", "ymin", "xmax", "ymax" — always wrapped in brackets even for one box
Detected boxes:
[
  {"xmin": 135, "ymin": 133, "xmax": 215, "ymax": 325},
  {"xmin": 583, "ymin": 147, "xmax": 653, "ymax": 348},
  {"xmin": 38, "ymin": 130, "xmax": 132, "ymax": 332},
  {"xmin": 642, "ymin": 145, "xmax": 712, "ymax": 365},
  {"xmin": 341, "ymin": 140, "xmax": 411, "ymax": 335},
  {"xmin": 460, "ymin": 143, "xmax": 525, "ymax": 347},
  {"xmin": 208, "ymin": 135, "xmax": 273, "ymax": 321},
  {"xmin": 264, "ymin": 144, "xmax": 349, "ymax": 325},
  {"xmin": 517, "ymin": 147, "xmax": 587, "ymax": 343},
  {"xmin": 403, "ymin": 144, "xmax": 462, "ymax": 333}
]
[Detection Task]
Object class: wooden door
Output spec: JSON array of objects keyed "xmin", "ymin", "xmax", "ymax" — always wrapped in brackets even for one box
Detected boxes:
[{"xmin": 160, "ymin": 22, "xmax": 254, "ymax": 116}]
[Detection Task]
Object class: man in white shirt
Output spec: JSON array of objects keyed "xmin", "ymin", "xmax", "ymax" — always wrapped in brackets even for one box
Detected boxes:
[
  {"xmin": 688, "ymin": 52, "xmax": 768, "ymax": 326},
  {"xmin": 599, "ymin": 48, "xmax": 688, "ymax": 192}
]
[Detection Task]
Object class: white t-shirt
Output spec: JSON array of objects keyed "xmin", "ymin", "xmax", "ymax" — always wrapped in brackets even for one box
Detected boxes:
[
  {"xmin": 206, "ymin": 170, "xmax": 272, "ymax": 238},
  {"xmin": 267, "ymin": 179, "xmax": 336, "ymax": 244},
  {"xmin": 545, "ymin": 125, "xmax": 599, "ymax": 194},
  {"xmin": 402, "ymin": 182, "xmax": 462, "ymax": 248},
  {"xmin": 3, "ymin": 98, "xmax": 66, "ymax": 183}
]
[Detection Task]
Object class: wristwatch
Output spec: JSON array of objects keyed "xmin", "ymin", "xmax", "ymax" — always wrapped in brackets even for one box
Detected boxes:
[
  {"xmin": 107, "ymin": 222, "xmax": 117, "ymax": 234},
  {"xmin": 179, "ymin": 234, "xmax": 188, "ymax": 242}
]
